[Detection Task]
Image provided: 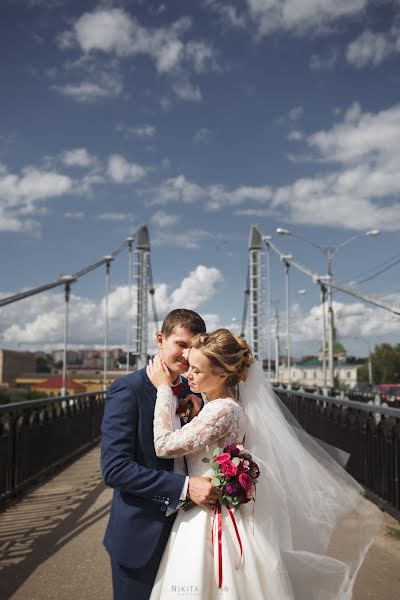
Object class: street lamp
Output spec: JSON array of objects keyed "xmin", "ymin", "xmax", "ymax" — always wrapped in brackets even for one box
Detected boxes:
[
  {"xmin": 103, "ymin": 255, "xmax": 115, "ymax": 391},
  {"xmin": 281, "ymin": 254, "xmax": 292, "ymax": 387},
  {"xmin": 354, "ymin": 337, "xmax": 373, "ymax": 384},
  {"xmin": 58, "ymin": 274, "xmax": 77, "ymax": 396},
  {"xmin": 277, "ymin": 228, "xmax": 380, "ymax": 389},
  {"xmin": 126, "ymin": 236, "xmax": 135, "ymax": 373},
  {"xmin": 262, "ymin": 235, "xmax": 272, "ymax": 381}
]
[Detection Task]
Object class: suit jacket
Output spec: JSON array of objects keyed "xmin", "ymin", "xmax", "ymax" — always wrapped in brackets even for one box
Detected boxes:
[{"xmin": 101, "ymin": 367, "xmax": 189, "ymax": 569}]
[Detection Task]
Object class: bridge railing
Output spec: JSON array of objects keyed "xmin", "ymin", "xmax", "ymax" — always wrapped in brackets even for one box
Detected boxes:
[
  {"xmin": 0, "ymin": 391, "xmax": 106, "ymax": 506},
  {"xmin": 275, "ymin": 386, "xmax": 400, "ymax": 520},
  {"xmin": 1, "ymin": 386, "xmax": 399, "ymax": 519}
]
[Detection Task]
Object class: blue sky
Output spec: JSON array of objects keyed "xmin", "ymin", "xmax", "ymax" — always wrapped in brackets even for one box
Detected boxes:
[{"xmin": 0, "ymin": 0, "xmax": 399, "ymax": 358}]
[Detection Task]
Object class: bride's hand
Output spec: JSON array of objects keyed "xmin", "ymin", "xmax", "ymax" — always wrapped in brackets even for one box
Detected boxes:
[{"xmin": 147, "ymin": 355, "xmax": 172, "ymax": 389}]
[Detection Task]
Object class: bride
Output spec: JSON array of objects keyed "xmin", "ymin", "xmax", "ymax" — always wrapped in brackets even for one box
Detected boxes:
[{"xmin": 147, "ymin": 329, "xmax": 381, "ymax": 600}]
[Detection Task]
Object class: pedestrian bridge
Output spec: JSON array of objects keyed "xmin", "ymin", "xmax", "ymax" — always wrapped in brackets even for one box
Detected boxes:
[{"xmin": 0, "ymin": 446, "xmax": 399, "ymax": 600}]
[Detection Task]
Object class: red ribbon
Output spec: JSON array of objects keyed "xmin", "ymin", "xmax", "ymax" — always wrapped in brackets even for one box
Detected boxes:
[
  {"xmin": 212, "ymin": 503, "xmax": 223, "ymax": 588},
  {"xmin": 227, "ymin": 507, "xmax": 243, "ymax": 566},
  {"xmin": 211, "ymin": 503, "xmax": 243, "ymax": 589}
]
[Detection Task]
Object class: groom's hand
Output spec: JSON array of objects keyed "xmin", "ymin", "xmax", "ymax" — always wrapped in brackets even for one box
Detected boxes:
[{"xmin": 187, "ymin": 477, "xmax": 220, "ymax": 509}]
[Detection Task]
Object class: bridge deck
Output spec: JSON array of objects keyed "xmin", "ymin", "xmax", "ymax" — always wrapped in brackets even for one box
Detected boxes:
[{"xmin": 0, "ymin": 447, "xmax": 399, "ymax": 600}]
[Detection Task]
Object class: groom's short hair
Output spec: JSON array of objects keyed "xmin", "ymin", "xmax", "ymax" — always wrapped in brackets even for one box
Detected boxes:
[{"xmin": 161, "ymin": 309, "xmax": 206, "ymax": 338}]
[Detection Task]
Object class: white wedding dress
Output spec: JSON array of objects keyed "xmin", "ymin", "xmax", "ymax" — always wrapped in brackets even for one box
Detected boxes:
[{"xmin": 150, "ymin": 365, "xmax": 382, "ymax": 600}]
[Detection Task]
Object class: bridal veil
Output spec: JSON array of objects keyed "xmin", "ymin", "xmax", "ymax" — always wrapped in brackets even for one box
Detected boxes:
[{"xmin": 238, "ymin": 362, "xmax": 382, "ymax": 600}]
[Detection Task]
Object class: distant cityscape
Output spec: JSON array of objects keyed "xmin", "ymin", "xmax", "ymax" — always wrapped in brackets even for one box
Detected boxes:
[
  {"xmin": 0, "ymin": 344, "xmax": 365, "ymax": 399},
  {"xmin": 1, "ymin": 341, "xmax": 398, "ymax": 404},
  {"xmin": 0, "ymin": 347, "xmax": 135, "ymax": 401}
]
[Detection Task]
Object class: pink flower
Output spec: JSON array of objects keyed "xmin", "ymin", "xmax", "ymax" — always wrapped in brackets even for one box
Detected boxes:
[
  {"xmin": 243, "ymin": 460, "xmax": 250, "ymax": 472},
  {"xmin": 238, "ymin": 473, "xmax": 253, "ymax": 492},
  {"xmin": 236, "ymin": 444, "xmax": 245, "ymax": 452},
  {"xmin": 221, "ymin": 460, "xmax": 238, "ymax": 477},
  {"xmin": 214, "ymin": 453, "xmax": 231, "ymax": 464}
]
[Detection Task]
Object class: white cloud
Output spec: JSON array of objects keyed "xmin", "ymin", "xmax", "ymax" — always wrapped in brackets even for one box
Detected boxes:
[
  {"xmin": 288, "ymin": 129, "xmax": 304, "ymax": 141},
  {"xmin": 172, "ymin": 78, "xmax": 202, "ymax": 102},
  {"xmin": 309, "ymin": 48, "xmax": 338, "ymax": 71},
  {"xmin": 96, "ymin": 212, "xmax": 135, "ymax": 222},
  {"xmin": 193, "ymin": 128, "xmax": 212, "ymax": 145},
  {"xmin": 53, "ymin": 75, "xmax": 123, "ymax": 102},
  {"xmin": 204, "ymin": 1, "xmax": 247, "ymax": 28},
  {"xmin": 245, "ymin": 0, "xmax": 367, "ymax": 37},
  {"xmin": 289, "ymin": 298, "xmax": 400, "ymax": 350},
  {"xmin": 306, "ymin": 102, "xmax": 400, "ymax": 164},
  {"xmin": 0, "ymin": 268, "xmax": 223, "ymax": 348},
  {"xmin": 0, "ymin": 165, "xmax": 73, "ymax": 232},
  {"xmin": 151, "ymin": 229, "xmax": 213, "ymax": 249},
  {"xmin": 126, "ymin": 125, "xmax": 156, "ymax": 138},
  {"xmin": 107, "ymin": 154, "xmax": 146, "ymax": 183},
  {"xmin": 62, "ymin": 148, "xmax": 95, "ymax": 167},
  {"xmin": 145, "ymin": 102, "xmax": 400, "ymax": 231},
  {"xmin": 271, "ymin": 102, "xmax": 400, "ymax": 230},
  {"xmin": 169, "ymin": 265, "xmax": 224, "ymax": 309},
  {"xmin": 64, "ymin": 211, "xmax": 85, "ymax": 219},
  {"xmin": 149, "ymin": 175, "xmax": 273, "ymax": 211},
  {"xmin": 150, "ymin": 210, "xmax": 180, "ymax": 228},
  {"xmin": 56, "ymin": 8, "xmax": 216, "ymax": 102},
  {"xmin": 288, "ymin": 106, "xmax": 304, "ymax": 121},
  {"xmin": 149, "ymin": 175, "xmax": 205, "ymax": 205},
  {"xmin": 346, "ymin": 29, "xmax": 399, "ymax": 68}
]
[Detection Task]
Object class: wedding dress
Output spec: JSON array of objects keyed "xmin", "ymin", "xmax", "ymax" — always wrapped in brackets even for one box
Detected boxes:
[{"xmin": 150, "ymin": 363, "xmax": 382, "ymax": 600}]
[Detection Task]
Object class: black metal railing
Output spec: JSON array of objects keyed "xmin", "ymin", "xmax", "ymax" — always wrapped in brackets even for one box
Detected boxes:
[
  {"xmin": 275, "ymin": 387, "xmax": 400, "ymax": 519},
  {"xmin": 0, "ymin": 391, "xmax": 106, "ymax": 506}
]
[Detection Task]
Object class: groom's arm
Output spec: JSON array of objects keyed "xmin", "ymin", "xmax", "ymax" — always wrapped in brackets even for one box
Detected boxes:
[{"xmin": 101, "ymin": 377, "xmax": 185, "ymax": 509}]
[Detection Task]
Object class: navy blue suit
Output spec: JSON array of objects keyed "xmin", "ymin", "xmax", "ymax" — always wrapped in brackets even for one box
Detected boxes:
[{"xmin": 101, "ymin": 367, "xmax": 189, "ymax": 599}]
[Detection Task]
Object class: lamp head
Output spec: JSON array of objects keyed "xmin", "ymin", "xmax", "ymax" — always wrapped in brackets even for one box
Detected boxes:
[
  {"xmin": 276, "ymin": 228, "xmax": 290, "ymax": 235},
  {"xmin": 366, "ymin": 230, "xmax": 380, "ymax": 237}
]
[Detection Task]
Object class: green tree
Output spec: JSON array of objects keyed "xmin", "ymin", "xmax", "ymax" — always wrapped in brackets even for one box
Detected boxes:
[{"xmin": 358, "ymin": 343, "xmax": 400, "ymax": 384}]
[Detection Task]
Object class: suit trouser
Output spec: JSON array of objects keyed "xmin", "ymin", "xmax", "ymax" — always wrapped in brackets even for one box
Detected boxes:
[{"xmin": 110, "ymin": 514, "xmax": 176, "ymax": 600}]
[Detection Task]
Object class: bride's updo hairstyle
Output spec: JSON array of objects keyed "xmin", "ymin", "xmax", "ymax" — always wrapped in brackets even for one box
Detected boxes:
[{"xmin": 191, "ymin": 328, "xmax": 254, "ymax": 386}]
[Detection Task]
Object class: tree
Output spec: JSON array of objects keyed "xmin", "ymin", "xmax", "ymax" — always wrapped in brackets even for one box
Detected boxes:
[{"xmin": 358, "ymin": 343, "xmax": 400, "ymax": 384}]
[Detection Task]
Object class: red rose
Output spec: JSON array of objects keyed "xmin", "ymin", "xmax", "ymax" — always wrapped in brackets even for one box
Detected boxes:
[
  {"xmin": 214, "ymin": 453, "xmax": 231, "ymax": 464},
  {"xmin": 238, "ymin": 473, "xmax": 253, "ymax": 492},
  {"xmin": 221, "ymin": 460, "xmax": 238, "ymax": 477}
]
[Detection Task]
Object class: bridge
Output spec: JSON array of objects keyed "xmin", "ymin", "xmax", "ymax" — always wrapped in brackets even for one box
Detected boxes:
[{"xmin": 1, "ymin": 224, "xmax": 400, "ymax": 598}]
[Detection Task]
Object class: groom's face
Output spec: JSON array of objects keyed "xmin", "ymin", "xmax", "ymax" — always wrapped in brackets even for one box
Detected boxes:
[{"xmin": 156, "ymin": 326, "xmax": 194, "ymax": 378}]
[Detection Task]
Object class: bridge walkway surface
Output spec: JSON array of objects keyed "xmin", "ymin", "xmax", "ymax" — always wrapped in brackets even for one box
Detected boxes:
[{"xmin": 0, "ymin": 446, "xmax": 399, "ymax": 600}]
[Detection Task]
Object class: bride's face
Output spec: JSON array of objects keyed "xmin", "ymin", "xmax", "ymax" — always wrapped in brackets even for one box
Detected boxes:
[{"xmin": 187, "ymin": 347, "xmax": 226, "ymax": 395}]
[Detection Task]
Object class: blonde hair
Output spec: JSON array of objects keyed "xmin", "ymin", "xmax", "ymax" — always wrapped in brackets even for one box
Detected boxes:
[{"xmin": 191, "ymin": 328, "xmax": 254, "ymax": 387}]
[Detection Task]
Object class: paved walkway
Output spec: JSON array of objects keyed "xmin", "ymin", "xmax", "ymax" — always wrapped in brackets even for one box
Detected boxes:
[{"xmin": 0, "ymin": 446, "xmax": 399, "ymax": 600}]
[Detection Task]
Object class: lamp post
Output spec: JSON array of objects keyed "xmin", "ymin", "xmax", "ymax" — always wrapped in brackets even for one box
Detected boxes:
[
  {"xmin": 281, "ymin": 255, "xmax": 292, "ymax": 387},
  {"xmin": 103, "ymin": 255, "xmax": 114, "ymax": 391},
  {"xmin": 263, "ymin": 236, "xmax": 272, "ymax": 381},
  {"xmin": 126, "ymin": 236, "xmax": 135, "ymax": 373},
  {"xmin": 276, "ymin": 228, "xmax": 380, "ymax": 389},
  {"xmin": 59, "ymin": 275, "xmax": 76, "ymax": 396},
  {"xmin": 272, "ymin": 300, "xmax": 280, "ymax": 384},
  {"xmin": 354, "ymin": 337, "xmax": 373, "ymax": 384}
]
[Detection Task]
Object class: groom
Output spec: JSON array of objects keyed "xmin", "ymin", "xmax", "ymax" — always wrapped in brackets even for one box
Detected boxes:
[{"xmin": 101, "ymin": 308, "xmax": 218, "ymax": 599}]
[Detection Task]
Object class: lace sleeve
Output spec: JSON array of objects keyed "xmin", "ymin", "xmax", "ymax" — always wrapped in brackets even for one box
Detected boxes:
[{"xmin": 153, "ymin": 385, "xmax": 238, "ymax": 458}]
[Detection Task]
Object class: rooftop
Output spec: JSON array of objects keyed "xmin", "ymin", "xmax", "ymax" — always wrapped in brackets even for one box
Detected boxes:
[{"xmin": 292, "ymin": 357, "xmax": 359, "ymax": 369}]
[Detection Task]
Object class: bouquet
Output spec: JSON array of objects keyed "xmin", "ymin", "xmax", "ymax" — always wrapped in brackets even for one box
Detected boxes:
[
  {"xmin": 182, "ymin": 443, "xmax": 260, "ymax": 511},
  {"xmin": 175, "ymin": 396, "xmax": 194, "ymax": 425}
]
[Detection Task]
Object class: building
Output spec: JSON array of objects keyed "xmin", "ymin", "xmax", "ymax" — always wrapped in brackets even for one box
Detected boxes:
[
  {"xmin": 16, "ymin": 369, "xmax": 125, "ymax": 394},
  {"xmin": 31, "ymin": 376, "xmax": 87, "ymax": 396},
  {"xmin": 279, "ymin": 357, "xmax": 358, "ymax": 389},
  {"xmin": 0, "ymin": 349, "xmax": 37, "ymax": 386},
  {"xmin": 51, "ymin": 348, "xmax": 124, "ymax": 370}
]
